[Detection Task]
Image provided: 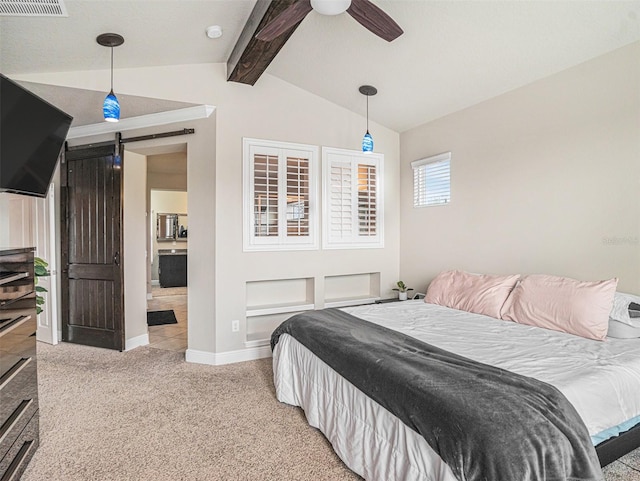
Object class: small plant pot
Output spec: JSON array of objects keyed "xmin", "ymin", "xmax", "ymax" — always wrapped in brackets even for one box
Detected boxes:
[{"xmin": 398, "ymin": 291, "xmax": 408, "ymax": 301}]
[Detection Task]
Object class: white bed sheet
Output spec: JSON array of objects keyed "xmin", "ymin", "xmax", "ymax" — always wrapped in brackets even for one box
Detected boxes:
[{"xmin": 272, "ymin": 301, "xmax": 640, "ymax": 481}]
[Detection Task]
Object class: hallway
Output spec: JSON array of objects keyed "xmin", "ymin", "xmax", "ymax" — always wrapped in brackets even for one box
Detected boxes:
[{"xmin": 147, "ymin": 286, "xmax": 187, "ymax": 352}]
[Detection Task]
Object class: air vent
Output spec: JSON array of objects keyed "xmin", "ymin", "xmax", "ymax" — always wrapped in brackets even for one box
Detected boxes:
[{"xmin": 0, "ymin": 0, "xmax": 68, "ymax": 16}]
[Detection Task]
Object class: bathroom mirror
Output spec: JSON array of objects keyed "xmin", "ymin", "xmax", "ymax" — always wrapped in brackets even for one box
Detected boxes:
[
  {"xmin": 157, "ymin": 213, "xmax": 187, "ymax": 241},
  {"xmin": 177, "ymin": 214, "xmax": 188, "ymax": 239}
]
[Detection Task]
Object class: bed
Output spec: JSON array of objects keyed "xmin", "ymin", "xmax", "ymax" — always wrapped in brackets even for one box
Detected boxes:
[{"xmin": 271, "ymin": 300, "xmax": 640, "ymax": 481}]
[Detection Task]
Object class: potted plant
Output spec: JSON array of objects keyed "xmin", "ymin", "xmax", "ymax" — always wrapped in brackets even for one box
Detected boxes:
[
  {"xmin": 34, "ymin": 257, "xmax": 50, "ymax": 315},
  {"xmin": 393, "ymin": 281, "xmax": 413, "ymax": 301}
]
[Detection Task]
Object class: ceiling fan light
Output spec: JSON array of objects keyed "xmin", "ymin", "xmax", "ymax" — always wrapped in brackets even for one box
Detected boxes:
[
  {"xmin": 310, "ymin": 0, "xmax": 351, "ymax": 16},
  {"xmin": 103, "ymin": 90, "xmax": 120, "ymax": 122}
]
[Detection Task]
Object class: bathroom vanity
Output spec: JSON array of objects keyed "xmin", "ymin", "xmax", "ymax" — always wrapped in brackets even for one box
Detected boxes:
[{"xmin": 158, "ymin": 249, "xmax": 187, "ymax": 287}]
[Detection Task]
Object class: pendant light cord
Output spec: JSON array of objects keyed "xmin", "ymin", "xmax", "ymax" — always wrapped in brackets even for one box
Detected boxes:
[
  {"xmin": 110, "ymin": 46, "xmax": 114, "ymax": 92},
  {"xmin": 366, "ymin": 95, "xmax": 369, "ymax": 132}
]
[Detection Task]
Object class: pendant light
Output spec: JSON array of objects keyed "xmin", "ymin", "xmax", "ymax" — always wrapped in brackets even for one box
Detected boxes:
[
  {"xmin": 359, "ymin": 85, "xmax": 377, "ymax": 153},
  {"xmin": 97, "ymin": 33, "xmax": 124, "ymax": 122}
]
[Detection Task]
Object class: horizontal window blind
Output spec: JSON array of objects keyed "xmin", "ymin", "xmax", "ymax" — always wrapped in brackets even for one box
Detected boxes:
[{"xmin": 412, "ymin": 152, "xmax": 451, "ymax": 207}]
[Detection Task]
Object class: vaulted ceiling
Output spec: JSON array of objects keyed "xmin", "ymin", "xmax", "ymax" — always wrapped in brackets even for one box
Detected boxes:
[{"xmin": 2, "ymin": 0, "xmax": 639, "ymax": 132}]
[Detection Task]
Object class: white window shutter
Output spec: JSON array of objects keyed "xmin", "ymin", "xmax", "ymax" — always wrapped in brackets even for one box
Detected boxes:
[
  {"xmin": 329, "ymin": 158, "xmax": 353, "ymax": 243},
  {"xmin": 323, "ymin": 147, "xmax": 384, "ymax": 249},
  {"xmin": 253, "ymin": 151, "xmax": 279, "ymax": 237},
  {"xmin": 243, "ymin": 139, "xmax": 318, "ymax": 251}
]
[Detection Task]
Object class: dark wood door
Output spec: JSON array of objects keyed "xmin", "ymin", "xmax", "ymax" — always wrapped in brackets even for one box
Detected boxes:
[{"xmin": 61, "ymin": 143, "xmax": 124, "ymax": 351}]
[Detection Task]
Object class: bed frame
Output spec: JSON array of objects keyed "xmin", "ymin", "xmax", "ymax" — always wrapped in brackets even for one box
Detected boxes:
[{"xmin": 596, "ymin": 422, "xmax": 640, "ymax": 466}]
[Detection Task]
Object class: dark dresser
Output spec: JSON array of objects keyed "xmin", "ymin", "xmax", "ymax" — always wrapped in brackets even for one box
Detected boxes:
[{"xmin": 0, "ymin": 248, "xmax": 39, "ymax": 480}]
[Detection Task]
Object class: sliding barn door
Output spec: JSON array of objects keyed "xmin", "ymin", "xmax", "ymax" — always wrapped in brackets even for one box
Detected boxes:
[{"xmin": 61, "ymin": 143, "xmax": 124, "ymax": 350}]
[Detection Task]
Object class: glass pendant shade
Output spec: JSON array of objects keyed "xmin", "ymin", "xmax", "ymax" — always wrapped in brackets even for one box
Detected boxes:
[
  {"xmin": 97, "ymin": 33, "xmax": 124, "ymax": 123},
  {"xmin": 103, "ymin": 90, "xmax": 120, "ymax": 122},
  {"xmin": 359, "ymin": 85, "xmax": 377, "ymax": 153},
  {"xmin": 362, "ymin": 130, "xmax": 374, "ymax": 152}
]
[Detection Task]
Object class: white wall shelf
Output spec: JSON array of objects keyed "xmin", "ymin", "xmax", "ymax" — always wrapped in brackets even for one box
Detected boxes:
[
  {"xmin": 246, "ymin": 302, "xmax": 314, "ymax": 318},
  {"xmin": 324, "ymin": 296, "xmax": 380, "ymax": 308},
  {"xmin": 324, "ymin": 272, "xmax": 380, "ymax": 308},
  {"xmin": 245, "ymin": 277, "xmax": 315, "ymax": 345}
]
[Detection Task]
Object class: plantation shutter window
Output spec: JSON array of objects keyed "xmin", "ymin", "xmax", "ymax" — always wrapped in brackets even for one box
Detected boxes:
[
  {"xmin": 329, "ymin": 160, "xmax": 353, "ymax": 240},
  {"xmin": 253, "ymin": 153, "xmax": 279, "ymax": 237},
  {"xmin": 412, "ymin": 152, "xmax": 451, "ymax": 207},
  {"xmin": 323, "ymin": 147, "xmax": 384, "ymax": 249},
  {"xmin": 358, "ymin": 164, "xmax": 377, "ymax": 236},
  {"xmin": 244, "ymin": 139, "xmax": 318, "ymax": 251},
  {"xmin": 286, "ymin": 156, "xmax": 310, "ymax": 237}
]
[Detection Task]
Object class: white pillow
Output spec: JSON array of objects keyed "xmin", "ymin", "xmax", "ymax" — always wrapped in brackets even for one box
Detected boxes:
[
  {"xmin": 610, "ymin": 292, "xmax": 640, "ymax": 328},
  {"xmin": 607, "ymin": 319, "xmax": 640, "ymax": 339}
]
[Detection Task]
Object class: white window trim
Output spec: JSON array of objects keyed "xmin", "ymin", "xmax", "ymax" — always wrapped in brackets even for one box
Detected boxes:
[
  {"xmin": 243, "ymin": 138, "xmax": 319, "ymax": 252},
  {"xmin": 322, "ymin": 146, "xmax": 384, "ymax": 250},
  {"xmin": 411, "ymin": 151, "xmax": 451, "ymax": 208}
]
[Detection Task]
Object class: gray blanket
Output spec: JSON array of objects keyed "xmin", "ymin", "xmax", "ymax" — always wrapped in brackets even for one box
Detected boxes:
[{"xmin": 271, "ymin": 308, "xmax": 603, "ymax": 481}]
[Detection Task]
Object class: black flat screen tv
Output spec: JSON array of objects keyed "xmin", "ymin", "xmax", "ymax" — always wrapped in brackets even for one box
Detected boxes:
[{"xmin": 1, "ymin": 74, "xmax": 73, "ymax": 198}]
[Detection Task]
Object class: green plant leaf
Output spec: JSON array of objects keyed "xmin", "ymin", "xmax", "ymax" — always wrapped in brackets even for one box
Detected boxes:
[
  {"xmin": 34, "ymin": 257, "xmax": 49, "ymax": 268},
  {"xmin": 34, "ymin": 257, "xmax": 50, "ymax": 313},
  {"xmin": 34, "ymin": 266, "xmax": 50, "ymax": 277}
]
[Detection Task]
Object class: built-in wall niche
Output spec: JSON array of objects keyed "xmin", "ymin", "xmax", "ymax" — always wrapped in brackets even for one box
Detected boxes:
[
  {"xmin": 324, "ymin": 272, "xmax": 381, "ymax": 308},
  {"xmin": 245, "ymin": 312, "xmax": 296, "ymax": 346},
  {"xmin": 245, "ymin": 277, "xmax": 315, "ymax": 346},
  {"xmin": 246, "ymin": 277, "xmax": 314, "ymax": 317}
]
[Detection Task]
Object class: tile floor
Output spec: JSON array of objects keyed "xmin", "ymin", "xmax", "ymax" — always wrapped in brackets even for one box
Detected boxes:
[{"xmin": 147, "ymin": 286, "xmax": 187, "ymax": 352}]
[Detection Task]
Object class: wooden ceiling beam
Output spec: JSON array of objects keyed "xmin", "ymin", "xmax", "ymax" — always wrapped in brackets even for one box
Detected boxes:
[{"xmin": 227, "ymin": 0, "xmax": 302, "ymax": 86}]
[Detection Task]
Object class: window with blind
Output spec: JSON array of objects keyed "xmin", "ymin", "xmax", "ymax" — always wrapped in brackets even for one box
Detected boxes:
[
  {"xmin": 243, "ymin": 138, "xmax": 318, "ymax": 251},
  {"xmin": 323, "ymin": 147, "xmax": 383, "ymax": 249},
  {"xmin": 412, "ymin": 152, "xmax": 451, "ymax": 207}
]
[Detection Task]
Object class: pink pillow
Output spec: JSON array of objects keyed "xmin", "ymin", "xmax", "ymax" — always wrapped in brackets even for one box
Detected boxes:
[
  {"xmin": 501, "ymin": 275, "xmax": 618, "ymax": 341},
  {"xmin": 425, "ymin": 270, "xmax": 520, "ymax": 319}
]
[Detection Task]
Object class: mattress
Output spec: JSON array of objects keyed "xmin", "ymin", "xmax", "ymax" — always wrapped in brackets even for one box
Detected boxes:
[{"xmin": 272, "ymin": 301, "xmax": 640, "ymax": 480}]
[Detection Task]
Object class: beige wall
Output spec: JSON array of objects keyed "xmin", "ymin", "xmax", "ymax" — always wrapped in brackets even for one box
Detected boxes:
[
  {"xmin": 400, "ymin": 42, "xmax": 640, "ymax": 295},
  {"xmin": 147, "ymin": 152, "xmax": 188, "ymax": 191},
  {"xmin": 19, "ymin": 64, "xmax": 400, "ymax": 361}
]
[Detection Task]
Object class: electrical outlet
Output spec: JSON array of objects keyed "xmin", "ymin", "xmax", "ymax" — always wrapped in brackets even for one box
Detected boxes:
[{"xmin": 231, "ymin": 320, "xmax": 240, "ymax": 332}]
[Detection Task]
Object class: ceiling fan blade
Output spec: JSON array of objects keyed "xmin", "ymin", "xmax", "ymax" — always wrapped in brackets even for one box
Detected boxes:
[
  {"xmin": 347, "ymin": 0, "xmax": 403, "ymax": 42},
  {"xmin": 255, "ymin": 0, "xmax": 313, "ymax": 42}
]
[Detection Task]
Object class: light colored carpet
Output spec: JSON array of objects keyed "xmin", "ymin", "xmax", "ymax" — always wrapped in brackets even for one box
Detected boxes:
[{"xmin": 23, "ymin": 342, "xmax": 640, "ymax": 481}]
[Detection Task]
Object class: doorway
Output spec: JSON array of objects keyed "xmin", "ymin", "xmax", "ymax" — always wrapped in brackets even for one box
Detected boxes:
[{"xmin": 145, "ymin": 149, "xmax": 188, "ymax": 352}]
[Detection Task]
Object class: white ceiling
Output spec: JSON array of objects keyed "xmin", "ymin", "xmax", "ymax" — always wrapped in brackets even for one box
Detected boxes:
[{"xmin": 2, "ymin": 0, "xmax": 639, "ymax": 132}]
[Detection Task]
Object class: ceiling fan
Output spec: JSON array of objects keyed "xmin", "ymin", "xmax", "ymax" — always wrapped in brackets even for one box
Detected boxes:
[{"xmin": 255, "ymin": 0, "xmax": 403, "ymax": 43}]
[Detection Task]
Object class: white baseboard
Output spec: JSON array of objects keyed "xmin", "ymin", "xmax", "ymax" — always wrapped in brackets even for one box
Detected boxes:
[
  {"xmin": 151, "ymin": 280, "xmax": 160, "ymax": 286},
  {"xmin": 146, "ymin": 293, "xmax": 153, "ymax": 300},
  {"xmin": 125, "ymin": 333, "xmax": 150, "ymax": 351},
  {"xmin": 185, "ymin": 345, "xmax": 272, "ymax": 366}
]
